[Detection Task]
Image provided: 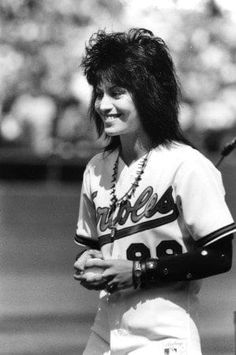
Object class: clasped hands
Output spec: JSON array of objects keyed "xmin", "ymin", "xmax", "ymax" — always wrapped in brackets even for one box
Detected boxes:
[{"xmin": 74, "ymin": 249, "xmax": 133, "ymax": 293}]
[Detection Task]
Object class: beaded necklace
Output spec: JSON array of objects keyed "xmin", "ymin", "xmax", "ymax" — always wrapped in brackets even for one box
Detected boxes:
[{"xmin": 108, "ymin": 151, "xmax": 150, "ymax": 247}]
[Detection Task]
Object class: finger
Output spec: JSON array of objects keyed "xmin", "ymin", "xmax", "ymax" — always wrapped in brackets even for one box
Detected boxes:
[
  {"xmin": 74, "ymin": 273, "xmax": 104, "ymax": 283},
  {"xmin": 88, "ymin": 250, "xmax": 103, "ymax": 259},
  {"xmin": 102, "ymin": 269, "xmax": 114, "ymax": 280},
  {"xmin": 74, "ymin": 252, "xmax": 90, "ymax": 271},
  {"xmin": 74, "ymin": 261, "xmax": 84, "ymax": 271},
  {"xmin": 84, "ymin": 272, "xmax": 104, "ymax": 283},
  {"xmin": 85, "ymin": 258, "xmax": 109, "ymax": 268},
  {"xmin": 73, "ymin": 270, "xmax": 85, "ymax": 281},
  {"xmin": 74, "ymin": 270, "xmax": 105, "ymax": 282}
]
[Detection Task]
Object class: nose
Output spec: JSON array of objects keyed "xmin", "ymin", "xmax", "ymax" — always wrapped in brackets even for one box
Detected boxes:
[{"xmin": 98, "ymin": 94, "xmax": 113, "ymax": 114}]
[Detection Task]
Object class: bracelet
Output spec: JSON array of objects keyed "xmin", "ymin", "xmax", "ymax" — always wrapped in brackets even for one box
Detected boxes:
[
  {"xmin": 145, "ymin": 258, "xmax": 159, "ymax": 284},
  {"xmin": 140, "ymin": 258, "xmax": 159, "ymax": 287},
  {"xmin": 133, "ymin": 258, "xmax": 159, "ymax": 289},
  {"xmin": 140, "ymin": 260, "xmax": 147, "ymax": 287},
  {"xmin": 132, "ymin": 260, "xmax": 142, "ymax": 289}
]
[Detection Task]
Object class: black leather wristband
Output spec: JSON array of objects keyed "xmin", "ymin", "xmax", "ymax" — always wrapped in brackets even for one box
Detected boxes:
[{"xmin": 139, "ymin": 236, "xmax": 233, "ymax": 286}]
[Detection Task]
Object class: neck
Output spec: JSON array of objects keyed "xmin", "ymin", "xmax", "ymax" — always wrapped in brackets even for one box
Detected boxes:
[{"xmin": 119, "ymin": 134, "xmax": 152, "ymax": 166}]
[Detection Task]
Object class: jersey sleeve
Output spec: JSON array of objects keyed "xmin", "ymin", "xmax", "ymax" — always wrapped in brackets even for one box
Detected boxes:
[
  {"xmin": 74, "ymin": 164, "xmax": 99, "ymax": 249},
  {"xmin": 174, "ymin": 152, "xmax": 236, "ymax": 246}
]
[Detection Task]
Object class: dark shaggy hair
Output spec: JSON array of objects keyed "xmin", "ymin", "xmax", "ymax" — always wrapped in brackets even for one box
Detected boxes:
[{"xmin": 81, "ymin": 28, "xmax": 190, "ymax": 150}]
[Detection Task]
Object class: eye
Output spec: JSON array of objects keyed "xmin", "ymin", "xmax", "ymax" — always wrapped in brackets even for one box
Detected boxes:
[{"xmin": 110, "ymin": 87, "xmax": 126, "ymax": 98}]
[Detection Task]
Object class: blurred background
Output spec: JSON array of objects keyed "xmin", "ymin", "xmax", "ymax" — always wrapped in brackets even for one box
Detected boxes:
[{"xmin": 0, "ymin": 0, "xmax": 236, "ymax": 354}]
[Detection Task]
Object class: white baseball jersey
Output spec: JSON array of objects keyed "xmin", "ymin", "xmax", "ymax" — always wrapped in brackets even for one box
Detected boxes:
[{"xmin": 75, "ymin": 143, "xmax": 236, "ymax": 355}]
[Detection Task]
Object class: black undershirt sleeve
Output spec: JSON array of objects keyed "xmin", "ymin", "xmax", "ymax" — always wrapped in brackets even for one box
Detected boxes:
[{"xmin": 141, "ymin": 234, "xmax": 233, "ymax": 286}]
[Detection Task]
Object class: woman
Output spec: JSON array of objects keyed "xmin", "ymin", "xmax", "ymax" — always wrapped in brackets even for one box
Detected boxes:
[{"xmin": 74, "ymin": 28, "xmax": 235, "ymax": 355}]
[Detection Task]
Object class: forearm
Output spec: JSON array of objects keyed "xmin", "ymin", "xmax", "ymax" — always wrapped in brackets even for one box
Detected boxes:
[{"xmin": 134, "ymin": 236, "xmax": 233, "ymax": 288}]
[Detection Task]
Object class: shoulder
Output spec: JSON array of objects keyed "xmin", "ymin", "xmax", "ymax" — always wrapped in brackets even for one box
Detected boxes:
[
  {"xmin": 165, "ymin": 144, "xmax": 224, "ymax": 193},
  {"xmin": 152, "ymin": 143, "xmax": 221, "ymax": 182},
  {"xmin": 156, "ymin": 142, "xmax": 217, "ymax": 170},
  {"xmin": 172, "ymin": 143, "xmax": 218, "ymax": 174}
]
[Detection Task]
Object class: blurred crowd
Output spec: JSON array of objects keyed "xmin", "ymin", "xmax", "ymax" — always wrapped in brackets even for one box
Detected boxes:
[{"xmin": 0, "ymin": 0, "xmax": 236, "ymax": 162}]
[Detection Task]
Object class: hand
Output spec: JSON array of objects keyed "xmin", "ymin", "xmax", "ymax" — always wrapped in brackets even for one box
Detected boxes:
[
  {"xmin": 83, "ymin": 258, "xmax": 134, "ymax": 293},
  {"xmin": 74, "ymin": 249, "xmax": 106, "ymax": 290},
  {"xmin": 74, "ymin": 249, "xmax": 103, "ymax": 274}
]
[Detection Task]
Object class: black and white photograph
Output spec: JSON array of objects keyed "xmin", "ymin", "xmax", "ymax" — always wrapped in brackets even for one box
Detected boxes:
[{"xmin": 1, "ymin": 1, "xmax": 236, "ymax": 354}]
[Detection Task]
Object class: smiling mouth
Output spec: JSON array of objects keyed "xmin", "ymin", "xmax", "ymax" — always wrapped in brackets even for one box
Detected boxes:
[{"xmin": 103, "ymin": 114, "xmax": 121, "ymax": 121}]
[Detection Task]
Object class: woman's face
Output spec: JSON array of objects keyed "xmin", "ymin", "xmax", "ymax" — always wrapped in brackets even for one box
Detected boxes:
[{"xmin": 94, "ymin": 81, "xmax": 142, "ymax": 137}]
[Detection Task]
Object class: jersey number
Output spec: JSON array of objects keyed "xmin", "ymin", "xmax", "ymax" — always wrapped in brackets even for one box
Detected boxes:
[{"xmin": 126, "ymin": 241, "xmax": 182, "ymax": 261}]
